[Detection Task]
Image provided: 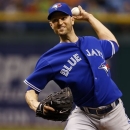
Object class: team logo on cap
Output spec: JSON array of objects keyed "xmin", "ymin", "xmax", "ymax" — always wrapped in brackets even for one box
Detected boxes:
[{"xmin": 52, "ymin": 3, "xmax": 62, "ymax": 10}]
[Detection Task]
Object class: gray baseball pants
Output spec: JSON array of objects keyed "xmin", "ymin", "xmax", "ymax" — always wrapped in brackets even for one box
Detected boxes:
[{"xmin": 64, "ymin": 99, "xmax": 130, "ymax": 130}]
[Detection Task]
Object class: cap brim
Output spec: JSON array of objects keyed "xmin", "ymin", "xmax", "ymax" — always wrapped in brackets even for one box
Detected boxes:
[{"xmin": 48, "ymin": 10, "xmax": 71, "ymax": 20}]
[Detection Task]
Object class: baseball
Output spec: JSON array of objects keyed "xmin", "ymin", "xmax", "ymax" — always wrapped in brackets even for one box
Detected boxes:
[{"xmin": 71, "ymin": 7, "xmax": 80, "ymax": 16}]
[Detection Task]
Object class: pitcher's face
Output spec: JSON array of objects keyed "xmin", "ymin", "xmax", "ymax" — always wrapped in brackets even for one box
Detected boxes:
[{"xmin": 49, "ymin": 12, "xmax": 74, "ymax": 35}]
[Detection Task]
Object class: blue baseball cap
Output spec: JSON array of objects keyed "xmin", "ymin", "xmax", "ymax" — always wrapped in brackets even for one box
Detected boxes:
[{"xmin": 48, "ymin": 3, "xmax": 72, "ymax": 20}]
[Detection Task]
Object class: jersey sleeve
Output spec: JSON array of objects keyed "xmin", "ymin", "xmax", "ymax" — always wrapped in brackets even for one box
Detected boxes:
[
  {"xmin": 24, "ymin": 59, "xmax": 53, "ymax": 93},
  {"xmin": 100, "ymin": 40, "xmax": 119, "ymax": 60},
  {"xmin": 27, "ymin": 86, "xmax": 40, "ymax": 94},
  {"xmin": 84, "ymin": 36, "xmax": 119, "ymax": 60}
]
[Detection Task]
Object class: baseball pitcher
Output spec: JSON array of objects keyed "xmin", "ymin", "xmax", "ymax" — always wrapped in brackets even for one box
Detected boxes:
[{"xmin": 24, "ymin": 2, "xmax": 130, "ymax": 130}]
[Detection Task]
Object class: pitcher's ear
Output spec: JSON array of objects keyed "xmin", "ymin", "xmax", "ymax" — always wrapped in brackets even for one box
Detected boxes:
[
  {"xmin": 71, "ymin": 16, "xmax": 75, "ymax": 25},
  {"xmin": 49, "ymin": 21, "xmax": 53, "ymax": 29}
]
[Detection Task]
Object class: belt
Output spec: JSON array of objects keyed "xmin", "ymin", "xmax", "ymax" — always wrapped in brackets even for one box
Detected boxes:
[{"xmin": 81, "ymin": 99, "xmax": 119, "ymax": 115}]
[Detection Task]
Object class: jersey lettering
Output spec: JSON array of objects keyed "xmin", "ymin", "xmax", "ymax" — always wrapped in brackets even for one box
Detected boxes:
[
  {"xmin": 60, "ymin": 53, "xmax": 82, "ymax": 77},
  {"xmin": 68, "ymin": 57, "xmax": 77, "ymax": 66},
  {"xmin": 86, "ymin": 49, "xmax": 104, "ymax": 59},
  {"xmin": 63, "ymin": 65, "xmax": 72, "ymax": 71},
  {"xmin": 73, "ymin": 53, "xmax": 82, "ymax": 62},
  {"xmin": 95, "ymin": 49, "xmax": 104, "ymax": 59},
  {"xmin": 92, "ymin": 49, "xmax": 98, "ymax": 56},
  {"xmin": 60, "ymin": 69, "xmax": 69, "ymax": 77}
]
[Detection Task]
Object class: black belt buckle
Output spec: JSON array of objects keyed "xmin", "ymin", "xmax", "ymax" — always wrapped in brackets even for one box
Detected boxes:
[
  {"xmin": 95, "ymin": 105, "xmax": 113, "ymax": 115},
  {"xmin": 96, "ymin": 109, "xmax": 101, "ymax": 115},
  {"xmin": 87, "ymin": 101, "xmax": 117, "ymax": 115}
]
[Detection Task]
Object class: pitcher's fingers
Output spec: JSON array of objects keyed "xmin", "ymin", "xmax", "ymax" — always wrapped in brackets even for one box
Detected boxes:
[
  {"xmin": 78, "ymin": 5, "xmax": 83, "ymax": 12},
  {"xmin": 44, "ymin": 105, "xmax": 55, "ymax": 111},
  {"xmin": 73, "ymin": 16, "xmax": 82, "ymax": 20},
  {"xmin": 43, "ymin": 109, "xmax": 48, "ymax": 114}
]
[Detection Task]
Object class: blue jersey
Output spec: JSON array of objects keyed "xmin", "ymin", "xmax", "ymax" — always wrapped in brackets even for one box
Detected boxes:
[{"xmin": 24, "ymin": 36, "xmax": 122, "ymax": 108}]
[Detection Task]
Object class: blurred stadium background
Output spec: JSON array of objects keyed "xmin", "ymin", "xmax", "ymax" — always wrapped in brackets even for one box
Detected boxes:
[{"xmin": 0, "ymin": 0, "xmax": 130, "ymax": 130}]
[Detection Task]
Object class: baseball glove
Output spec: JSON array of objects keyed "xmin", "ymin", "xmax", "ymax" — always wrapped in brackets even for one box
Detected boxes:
[{"xmin": 36, "ymin": 87, "xmax": 73, "ymax": 121}]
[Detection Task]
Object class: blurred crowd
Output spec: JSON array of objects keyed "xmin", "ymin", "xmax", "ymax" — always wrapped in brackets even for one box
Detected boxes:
[
  {"xmin": 0, "ymin": 0, "xmax": 130, "ymax": 14},
  {"xmin": 0, "ymin": 0, "xmax": 129, "ymax": 33}
]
